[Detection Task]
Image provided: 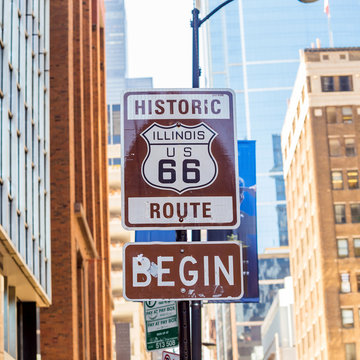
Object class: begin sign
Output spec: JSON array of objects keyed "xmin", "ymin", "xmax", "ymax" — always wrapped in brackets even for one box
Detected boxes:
[
  {"xmin": 121, "ymin": 89, "xmax": 239, "ymax": 230},
  {"xmin": 123, "ymin": 242, "xmax": 244, "ymax": 301}
]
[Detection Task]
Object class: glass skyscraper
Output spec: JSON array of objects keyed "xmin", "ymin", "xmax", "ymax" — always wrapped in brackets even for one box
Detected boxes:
[
  {"xmin": 105, "ymin": 0, "xmax": 152, "ymax": 159},
  {"xmin": 201, "ymin": 0, "xmax": 360, "ymax": 253},
  {"xmin": 200, "ymin": 1, "xmax": 360, "ymax": 358}
]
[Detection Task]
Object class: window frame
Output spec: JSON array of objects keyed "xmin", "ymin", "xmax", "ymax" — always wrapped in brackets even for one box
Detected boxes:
[
  {"xmin": 341, "ymin": 308, "xmax": 354, "ymax": 328},
  {"xmin": 337, "ymin": 238, "xmax": 349, "ymax": 258},
  {"xmin": 329, "ymin": 138, "xmax": 342, "ymax": 157},
  {"xmin": 350, "ymin": 204, "xmax": 360, "ymax": 223},
  {"xmin": 321, "ymin": 76, "xmax": 335, "ymax": 92},
  {"xmin": 340, "ymin": 273, "xmax": 351, "ymax": 293},
  {"xmin": 331, "ymin": 170, "xmax": 343, "ymax": 190},
  {"xmin": 354, "ymin": 238, "xmax": 360, "ymax": 257},
  {"xmin": 347, "ymin": 170, "xmax": 359, "ymax": 190},
  {"xmin": 345, "ymin": 342, "xmax": 356, "ymax": 360},
  {"xmin": 356, "ymin": 274, "xmax": 360, "ymax": 292},
  {"xmin": 326, "ymin": 106, "xmax": 337, "ymax": 124},
  {"xmin": 342, "ymin": 106, "xmax": 353, "ymax": 123},
  {"xmin": 339, "ymin": 76, "xmax": 353, "ymax": 92},
  {"xmin": 334, "ymin": 204, "xmax": 346, "ymax": 224},
  {"xmin": 345, "ymin": 138, "xmax": 356, "ymax": 157}
]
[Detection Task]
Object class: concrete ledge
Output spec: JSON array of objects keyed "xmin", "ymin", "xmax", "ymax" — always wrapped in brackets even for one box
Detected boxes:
[{"xmin": 0, "ymin": 225, "xmax": 51, "ymax": 307}]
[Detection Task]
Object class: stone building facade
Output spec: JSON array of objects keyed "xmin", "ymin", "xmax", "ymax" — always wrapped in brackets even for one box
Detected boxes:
[{"xmin": 282, "ymin": 47, "xmax": 360, "ymax": 360}]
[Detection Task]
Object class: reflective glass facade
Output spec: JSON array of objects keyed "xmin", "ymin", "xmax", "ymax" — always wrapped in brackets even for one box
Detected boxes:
[
  {"xmin": 0, "ymin": 0, "xmax": 50, "ymax": 357},
  {"xmin": 0, "ymin": 0, "xmax": 50, "ymax": 295},
  {"xmin": 202, "ymin": 0, "xmax": 360, "ymax": 253},
  {"xmin": 105, "ymin": 0, "xmax": 127, "ymax": 104},
  {"xmin": 202, "ymin": 3, "xmax": 360, "ymax": 358},
  {"xmin": 105, "ymin": 0, "xmax": 152, "ymax": 155}
]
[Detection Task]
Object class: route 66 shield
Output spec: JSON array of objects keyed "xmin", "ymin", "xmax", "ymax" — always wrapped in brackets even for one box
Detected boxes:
[{"xmin": 140, "ymin": 122, "xmax": 218, "ymax": 194}]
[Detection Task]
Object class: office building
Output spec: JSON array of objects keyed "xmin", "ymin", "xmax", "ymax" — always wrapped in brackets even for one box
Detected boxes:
[
  {"xmin": 0, "ymin": 1, "xmax": 50, "ymax": 358},
  {"xmin": 235, "ymin": 248, "xmax": 290, "ymax": 360},
  {"xmin": 200, "ymin": 0, "xmax": 360, "ymax": 355},
  {"xmin": 262, "ymin": 277, "xmax": 296, "ymax": 360},
  {"xmin": 211, "ymin": 247, "xmax": 290, "ymax": 360},
  {"xmin": 200, "ymin": 0, "xmax": 360, "ymax": 251},
  {"xmin": 105, "ymin": 0, "xmax": 127, "ymax": 105},
  {"xmin": 282, "ymin": 47, "xmax": 360, "ymax": 359},
  {"xmin": 40, "ymin": 0, "xmax": 112, "ymax": 359},
  {"xmin": 105, "ymin": 0, "xmax": 152, "ymax": 359}
]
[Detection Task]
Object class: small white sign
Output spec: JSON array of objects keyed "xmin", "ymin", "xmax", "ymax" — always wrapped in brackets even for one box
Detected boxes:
[
  {"xmin": 125, "ymin": 92, "xmax": 230, "ymax": 121},
  {"xmin": 128, "ymin": 196, "xmax": 234, "ymax": 224},
  {"xmin": 162, "ymin": 350, "xmax": 180, "ymax": 360}
]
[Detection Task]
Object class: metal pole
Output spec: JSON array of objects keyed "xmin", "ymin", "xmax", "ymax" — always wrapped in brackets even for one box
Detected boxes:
[
  {"xmin": 176, "ymin": 230, "xmax": 191, "ymax": 360},
  {"xmin": 190, "ymin": 3, "xmax": 234, "ymax": 359},
  {"xmin": 191, "ymin": 7, "xmax": 202, "ymax": 360},
  {"xmin": 192, "ymin": 8, "xmax": 200, "ymax": 88},
  {"xmin": 191, "ymin": 231, "xmax": 201, "ymax": 360}
]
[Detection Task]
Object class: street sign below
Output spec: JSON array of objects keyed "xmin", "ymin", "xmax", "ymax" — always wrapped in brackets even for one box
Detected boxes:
[
  {"xmin": 123, "ymin": 241, "xmax": 243, "ymax": 301},
  {"xmin": 121, "ymin": 89, "xmax": 239, "ymax": 230},
  {"xmin": 144, "ymin": 301, "xmax": 179, "ymax": 352}
]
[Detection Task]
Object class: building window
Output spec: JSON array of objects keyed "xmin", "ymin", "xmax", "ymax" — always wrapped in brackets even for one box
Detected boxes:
[
  {"xmin": 329, "ymin": 138, "xmax": 341, "ymax": 156},
  {"xmin": 112, "ymin": 104, "xmax": 121, "ymax": 139},
  {"xmin": 347, "ymin": 170, "xmax": 359, "ymax": 189},
  {"xmin": 339, "ymin": 76, "xmax": 352, "ymax": 91},
  {"xmin": 321, "ymin": 76, "xmax": 334, "ymax": 92},
  {"xmin": 341, "ymin": 309, "xmax": 354, "ymax": 328},
  {"xmin": 350, "ymin": 204, "xmax": 360, "ymax": 223},
  {"xmin": 326, "ymin": 107, "xmax": 337, "ymax": 124},
  {"xmin": 337, "ymin": 239, "xmax": 349, "ymax": 257},
  {"xmin": 340, "ymin": 273, "xmax": 351, "ymax": 293},
  {"xmin": 357, "ymin": 275, "xmax": 360, "ymax": 292},
  {"xmin": 321, "ymin": 75, "xmax": 353, "ymax": 92},
  {"xmin": 354, "ymin": 239, "xmax": 360, "ymax": 257},
  {"xmin": 345, "ymin": 138, "xmax": 356, "ymax": 157},
  {"xmin": 342, "ymin": 107, "xmax": 353, "ymax": 123},
  {"xmin": 334, "ymin": 204, "xmax": 346, "ymax": 224},
  {"xmin": 306, "ymin": 76, "xmax": 312, "ymax": 93},
  {"xmin": 345, "ymin": 343, "xmax": 356, "ymax": 360},
  {"xmin": 331, "ymin": 171, "xmax": 343, "ymax": 190}
]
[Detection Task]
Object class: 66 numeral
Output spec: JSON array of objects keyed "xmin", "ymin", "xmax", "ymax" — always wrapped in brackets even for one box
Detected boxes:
[{"xmin": 158, "ymin": 159, "xmax": 200, "ymax": 184}]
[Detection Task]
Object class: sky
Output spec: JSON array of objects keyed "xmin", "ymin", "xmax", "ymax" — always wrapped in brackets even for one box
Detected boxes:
[{"xmin": 125, "ymin": 0, "xmax": 195, "ymax": 88}]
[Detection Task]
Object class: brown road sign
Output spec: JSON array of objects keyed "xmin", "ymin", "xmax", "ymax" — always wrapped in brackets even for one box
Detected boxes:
[
  {"xmin": 123, "ymin": 241, "xmax": 244, "ymax": 301},
  {"xmin": 121, "ymin": 89, "xmax": 239, "ymax": 230}
]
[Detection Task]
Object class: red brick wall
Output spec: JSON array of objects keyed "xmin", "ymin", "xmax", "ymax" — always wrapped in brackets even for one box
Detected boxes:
[{"xmin": 40, "ymin": 0, "xmax": 112, "ymax": 359}]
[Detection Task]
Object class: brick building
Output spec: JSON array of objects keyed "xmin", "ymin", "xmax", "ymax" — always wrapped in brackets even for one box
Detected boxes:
[
  {"xmin": 282, "ymin": 48, "xmax": 360, "ymax": 359},
  {"xmin": 40, "ymin": 0, "xmax": 112, "ymax": 359}
]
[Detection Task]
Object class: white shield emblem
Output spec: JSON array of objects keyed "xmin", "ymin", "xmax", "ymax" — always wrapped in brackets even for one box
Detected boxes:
[{"xmin": 141, "ymin": 122, "xmax": 218, "ymax": 194}]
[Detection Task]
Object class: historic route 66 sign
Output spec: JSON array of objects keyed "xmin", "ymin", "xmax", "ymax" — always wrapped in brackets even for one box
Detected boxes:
[
  {"xmin": 141, "ymin": 122, "xmax": 218, "ymax": 194},
  {"xmin": 121, "ymin": 89, "xmax": 239, "ymax": 230}
]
